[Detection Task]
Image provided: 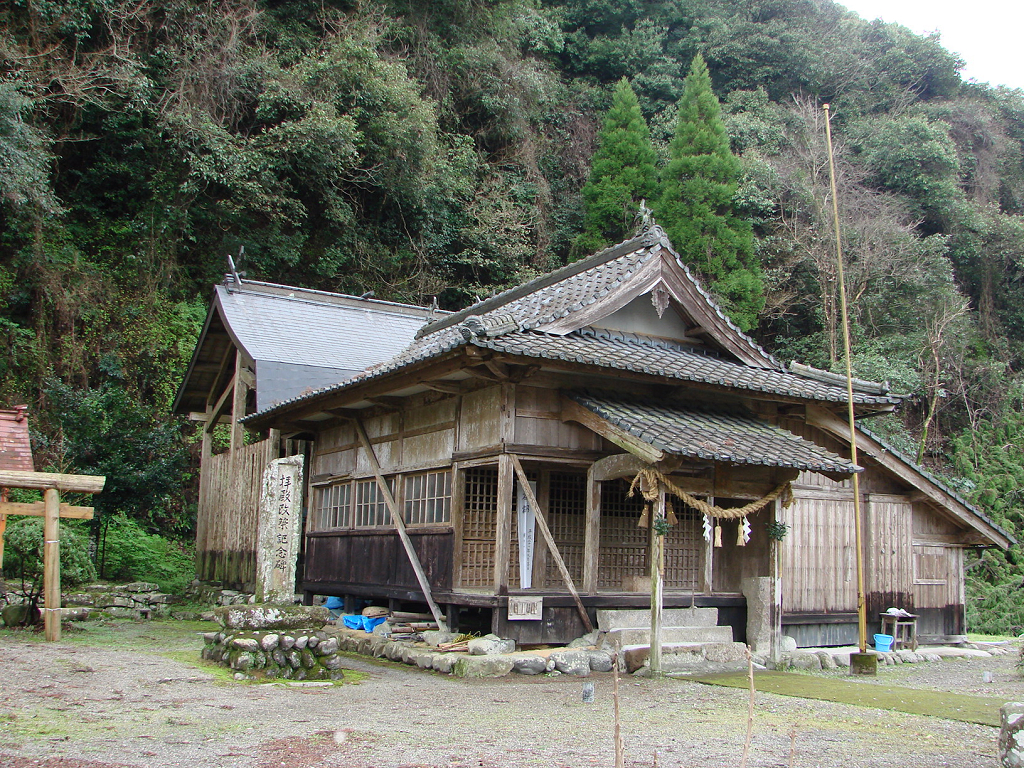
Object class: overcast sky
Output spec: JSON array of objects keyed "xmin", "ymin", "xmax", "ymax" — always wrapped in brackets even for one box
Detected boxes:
[{"xmin": 839, "ymin": 0, "xmax": 1024, "ymax": 90}]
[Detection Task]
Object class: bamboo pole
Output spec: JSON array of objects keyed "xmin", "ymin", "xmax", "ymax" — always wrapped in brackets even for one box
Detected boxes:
[
  {"xmin": 43, "ymin": 488, "xmax": 61, "ymax": 642},
  {"xmin": 823, "ymin": 103, "xmax": 868, "ymax": 654}
]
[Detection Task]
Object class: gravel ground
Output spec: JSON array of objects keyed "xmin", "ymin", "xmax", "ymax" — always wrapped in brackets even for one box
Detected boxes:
[{"xmin": 0, "ymin": 621, "xmax": 1019, "ymax": 768}]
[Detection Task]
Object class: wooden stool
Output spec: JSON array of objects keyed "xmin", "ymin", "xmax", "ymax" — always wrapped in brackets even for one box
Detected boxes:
[{"xmin": 880, "ymin": 613, "xmax": 918, "ymax": 651}]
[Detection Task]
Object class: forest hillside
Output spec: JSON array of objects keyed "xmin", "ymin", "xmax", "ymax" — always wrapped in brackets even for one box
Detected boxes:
[{"xmin": 3, "ymin": 0, "xmax": 1024, "ymax": 630}]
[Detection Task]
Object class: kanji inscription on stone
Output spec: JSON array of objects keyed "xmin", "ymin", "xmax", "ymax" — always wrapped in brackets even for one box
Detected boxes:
[{"xmin": 256, "ymin": 455, "xmax": 304, "ymax": 603}]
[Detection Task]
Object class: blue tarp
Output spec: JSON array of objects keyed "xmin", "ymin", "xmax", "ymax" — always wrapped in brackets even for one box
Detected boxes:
[{"xmin": 342, "ymin": 614, "xmax": 387, "ymax": 633}]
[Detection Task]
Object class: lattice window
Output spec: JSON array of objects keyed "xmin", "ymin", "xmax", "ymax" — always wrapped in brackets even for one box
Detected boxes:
[
  {"xmin": 313, "ymin": 482, "xmax": 351, "ymax": 530},
  {"xmin": 460, "ymin": 467, "xmax": 498, "ymax": 587},
  {"xmin": 353, "ymin": 477, "xmax": 393, "ymax": 527},
  {"xmin": 543, "ymin": 471, "xmax": 586, "ymax": 587},
  {"xmin": 404, "ymin": 470, "xmax": 452, "ymax": 525},
  {"xmin": 598, "ymin": 478, "xmax": 648, "ymax": 590},
  {"xmin": 597, "ymin": 479, "xmax": 703, "ymax": 591},
  {"xmin": 664, "ymin": 503, "xmax": 701, "ymax": 590}
]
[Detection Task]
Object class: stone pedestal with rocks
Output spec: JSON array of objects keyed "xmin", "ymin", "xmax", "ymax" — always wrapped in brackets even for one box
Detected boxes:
[
  {"xmin": 1001, "ymin": 703, "xmax": 1024, "ymax": 768},
  {"xmin": 202, "ymin": 629, "xmax": 344, "ymax": 680},
  {"xmin": 203, "ymin": 604, "xmax": 341, "ymax": 680}
]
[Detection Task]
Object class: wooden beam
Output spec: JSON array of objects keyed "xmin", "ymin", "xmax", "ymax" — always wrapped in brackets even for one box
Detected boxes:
[
  {"xmin": 366, "ymin": 396, "xmax": 404, "ymax": 410},
  {"xmin": 511, "ymin": 455, "xmax": 594, "ymax": 633},
  {"xmin": 189, "ymin": 411, "xmax": 231, "ymax": 425},
  {"xmin": 0, "ymin": 502, "xmax": 94, "ymax": 520},
  {"xmin": 560, "ymin": 397, "xmax": 664, "ymax": 464},
  {"xmin": 43, "ymin": 488, "xmax": 60, "ymax": 642},
  {"xmin": 422, "ymin": 381, "xmax": 462, "ymax": 394},
  {"xmin": 0, "ymin": 471, "xmax": 105, "ymax": 494},
  {"xmin": 350, "ymin": 417, "xmax": 448, "ymax": 631},
  {"xmin": 482, "ymin": 360, "xmax": 510, "ymax": 381},
  {"xmin": 206, "ymin": 345, "xmax": 236, "ymax": 408},
  {"xmin": 465, "ymin": 366, "xmax": 503, "ymax": 383},
  {"xmin": 205, "ymin": 372, "xmax": 237, "ymax": 434}
]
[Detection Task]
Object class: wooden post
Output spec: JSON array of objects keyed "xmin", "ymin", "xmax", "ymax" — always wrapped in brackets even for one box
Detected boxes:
[
  {"xmin": 351, "ymin": 418, "xmax": 448, "ymax": 631},
  {"xmin": 649, "ymin": 486, "xmax": 666, "ymax": 675},
  {"xmin": 229, "ymin": 351, "xmax": 247, "ymax": 457},
  {"xmin": 494, "ymin": 453, "xmax": 514, "ymax": 594},
  {"xmin": 0, "ymin": 487, "xmax": 8, "ymax": 569},
  {"xmin": 769, "ymin": 500, "xmax": 783, "ymax": 665},
  {"xmin": 511, "ymin": 456, "xmax": 593, "ymax": 633},
  {"xmin": 0, "ymin": 471, "xmax": 102, "ymax": 641},
  {"xmin": 583, "ymin": 466, "xmax": 601, "ymax": 595},
  {"xmin": 43, "ymin": 488, "xmax": 61, "ymax": 642}
]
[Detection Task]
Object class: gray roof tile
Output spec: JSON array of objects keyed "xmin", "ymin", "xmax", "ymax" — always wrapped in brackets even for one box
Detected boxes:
[
  {"xmin": 481, "ymin": 329, "xmax": 901, "ymax": 406},
  {"xmin": 568, "ymin": 391, "xmax": 859, "ymax": 473}
]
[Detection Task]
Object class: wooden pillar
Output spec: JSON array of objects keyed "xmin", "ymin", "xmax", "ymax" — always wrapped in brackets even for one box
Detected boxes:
[
  {"xmin": 493, "ymin": 453, "xmax": 514, "ymax": 594},
  {"xmin": 649, "ymin": 487, "xmax": 665, "ymax": 676},
  {"xmin": 769, "ymin": 500, "xmax": 783, "ymax": 665},
  {"xmin": 43, "ymin": 488, "xmax": 61, "ymax": 642},
  {"xmin": 583, "ymin": 467, "xmax": 601, "ymax": 595},
  {"xmin": 230, "ymin": 351, "xmax": 247, "ymax": 457},
  {"xmin": 0, "ymin": 487, "xmax": 8, "ymax": 569}
]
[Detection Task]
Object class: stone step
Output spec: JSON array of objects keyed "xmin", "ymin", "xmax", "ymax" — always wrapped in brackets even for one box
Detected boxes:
[
  {"xmin": 620, "ymin": 641, "xmax": 749, "ymax": 673},
  {"xmin": 596, "ymin": 607, "xmax": 718, "ymax": 631},
  {"xmin": 606, "ymin": 624, "xmax": 734, "ymax": 648}
]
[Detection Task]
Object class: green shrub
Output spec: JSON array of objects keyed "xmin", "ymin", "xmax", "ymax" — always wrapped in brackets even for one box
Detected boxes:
[
  {"xmin": 2, "ymin": 517, "xmax": 97, "ymax": 597},
  {"xmin": 97, "ymin": 516, "xmax": 194, "ymax": 595}
]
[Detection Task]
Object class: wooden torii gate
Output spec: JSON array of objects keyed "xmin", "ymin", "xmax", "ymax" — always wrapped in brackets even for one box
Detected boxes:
[{"xmin": 0, "ymin": 470, "xmax": 106, "ymax": 641}]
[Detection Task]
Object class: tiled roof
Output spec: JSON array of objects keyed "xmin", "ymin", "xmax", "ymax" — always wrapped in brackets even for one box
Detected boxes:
[
  {"xmin": 244, "ymin": 323, "xmax": 900, "ymax": 422},
  {"xmin": 568, "ymin": 392, "xmax": 859, "ymax": 473},
  {"xmin": 0, "ymin": 407, "xmax": 33, "ymax": 471},
  {"xmin": 416, "ymin": 229, "xmax": 779, "ymax": 368},
  {"xmin": 242, "ymin": 223, "xmax": 899, "ymax": 421},
  {"xmin": 482, "ymin": 328, "xmax": 901, "ymax": 405}
]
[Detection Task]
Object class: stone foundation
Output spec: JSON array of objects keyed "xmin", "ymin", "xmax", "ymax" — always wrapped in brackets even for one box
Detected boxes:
[{"xmin": 201, "ymin": 629, "xmax": 344, "ymax": 681}]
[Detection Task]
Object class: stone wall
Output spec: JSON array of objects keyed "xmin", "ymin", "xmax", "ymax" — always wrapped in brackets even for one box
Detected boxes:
[
  {"xmin": 0, "ymin": 581, "xmax": 183, "ymax": 624},
  {"xmin": 201, "ymin": 629, "xmax": 344, "ymax": 680}
]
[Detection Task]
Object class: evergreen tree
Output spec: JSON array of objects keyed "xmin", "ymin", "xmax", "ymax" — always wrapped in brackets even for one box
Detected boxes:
[
  {"xmin": 574, "ymin": 78, "xmax": 657, "ymax": 256},
  {"xmin": 656, "ymin": 55, "xmax": 763, "ymax": 331}
]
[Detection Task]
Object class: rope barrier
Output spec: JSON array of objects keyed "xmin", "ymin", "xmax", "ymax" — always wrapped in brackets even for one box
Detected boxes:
[{"xmin": 628, "ymin": 467, "xmax": 793, "ymax": 520}]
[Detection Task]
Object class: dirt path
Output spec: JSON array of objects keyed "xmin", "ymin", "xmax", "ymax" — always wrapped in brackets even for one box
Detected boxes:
[{"xmin": 0, "ymin": 621, "xmax": 1016, "ymax": 767}]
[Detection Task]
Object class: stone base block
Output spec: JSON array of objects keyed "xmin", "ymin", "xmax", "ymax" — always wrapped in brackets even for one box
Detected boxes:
[{"xmin": 850, "ymin": 651, "xmax": 878, "ymax": 676}]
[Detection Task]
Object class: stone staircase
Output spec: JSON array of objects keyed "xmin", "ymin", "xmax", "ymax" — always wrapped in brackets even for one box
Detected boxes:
[{"xmin": 597, "ymin": 607, "xmax": 747, "ymax": 673}]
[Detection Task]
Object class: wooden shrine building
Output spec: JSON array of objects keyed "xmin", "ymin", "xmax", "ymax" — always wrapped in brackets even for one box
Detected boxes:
[
  {"xmin": 236, "ymin": 223, "xmax": 1011, "ymax": 647},
  {"xmin": 173, "ymin": 277, "xmax": 442, "ymax": 588}
]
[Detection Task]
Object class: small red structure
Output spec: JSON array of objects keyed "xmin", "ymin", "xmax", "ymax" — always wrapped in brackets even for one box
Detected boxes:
[{"xmin": 0, "ymin": 406, "xmax": 33, "ymax": 472}]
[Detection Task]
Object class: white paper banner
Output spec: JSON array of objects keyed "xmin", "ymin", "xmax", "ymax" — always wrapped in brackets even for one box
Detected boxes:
[{"xmin": 517, "ymin": 480, "xmax": 538, "ymax": 589}]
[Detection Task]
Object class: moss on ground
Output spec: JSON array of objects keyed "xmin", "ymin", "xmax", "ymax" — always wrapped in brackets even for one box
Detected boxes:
[{"xmin": 688, "ymin": 670, "xmax": 1003, "ymax": 726}]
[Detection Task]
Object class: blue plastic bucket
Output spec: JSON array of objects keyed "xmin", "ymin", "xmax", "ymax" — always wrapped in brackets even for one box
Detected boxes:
[{"xmin": 874, "ymin": 633, "xmax": 894, "ymax": 652}]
